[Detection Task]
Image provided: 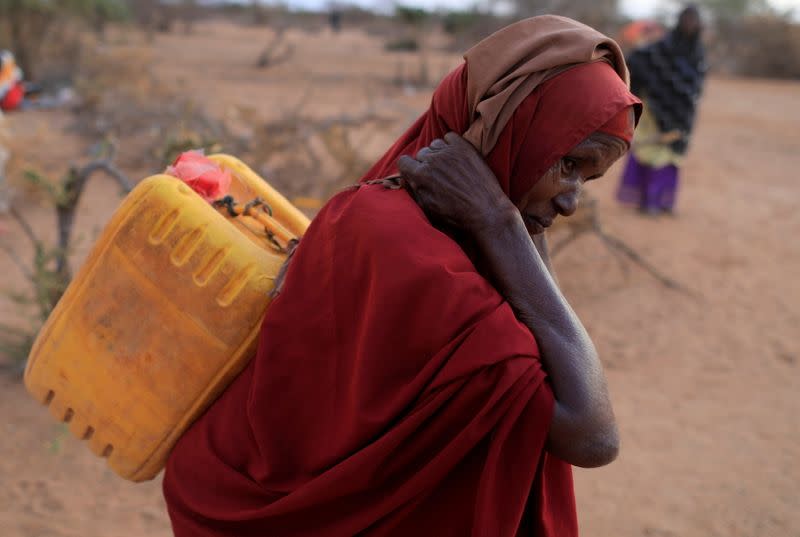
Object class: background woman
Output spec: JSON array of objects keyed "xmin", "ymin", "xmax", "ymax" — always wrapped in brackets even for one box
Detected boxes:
[{"xmin": 617, "ymin": 5, "xmax": 707, "ymax": 215}]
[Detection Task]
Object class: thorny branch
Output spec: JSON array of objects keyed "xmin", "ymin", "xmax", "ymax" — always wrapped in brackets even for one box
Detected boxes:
[
  {"xmin": 550, "ymin": 196, "xmax": 696, "ymax": 297},
  {"xmin": 1, "ymin": 145, "xmax": 133, "ymax": 306},
  {"xmin": 8, "ymin": 205, "xmax": 39, "ymax": 248},
  {"xmin": 0, "ymin": 241, "xmax": 32, "ymax": 280},
  {"xmin": 256, "ymin": 28, "xmax": 295, "ymax": 69}
]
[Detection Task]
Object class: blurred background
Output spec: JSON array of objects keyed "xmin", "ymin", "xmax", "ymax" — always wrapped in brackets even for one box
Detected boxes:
[{"xmin": 0, "ymin": 1, "xmax": 798, "ymax": 536}]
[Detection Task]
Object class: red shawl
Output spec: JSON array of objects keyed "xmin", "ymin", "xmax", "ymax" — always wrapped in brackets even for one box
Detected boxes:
[{"xmin": 164, "ymin": 33, "xmax": 638, "ymax": 537}]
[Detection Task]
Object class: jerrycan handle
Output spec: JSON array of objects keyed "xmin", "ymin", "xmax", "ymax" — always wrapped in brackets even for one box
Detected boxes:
[{"xmin": 213, "ymin": 195, "xmax": 297, "ymax": 253}]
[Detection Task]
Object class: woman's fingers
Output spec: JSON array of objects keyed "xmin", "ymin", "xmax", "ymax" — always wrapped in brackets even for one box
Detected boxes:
[
  {"xmin": 397, "ymin": 155, "xmax": 424, "ymax": 183},
  {"xmin": 418, "ymin": 137, "xmax": 455, "ymax": 161},
  {"xmin": 397, "ymin": 156, "xmax": 429, "ymax": 205},
  {"xmin": 430, "ymin": 138, "xmax": 447, "ymax": 150},
  {"xmin": 444, "ymin": 131, "xmax": 467, "ymax": 147},
  {"xmin": 415, "ymin": 147, "xmax": 433, "ymax": 161}
]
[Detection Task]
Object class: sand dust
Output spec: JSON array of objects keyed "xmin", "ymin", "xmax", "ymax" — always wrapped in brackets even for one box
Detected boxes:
[{"xmin": 0, "ymin": 20, "xmax": 798, "ymax": 537}]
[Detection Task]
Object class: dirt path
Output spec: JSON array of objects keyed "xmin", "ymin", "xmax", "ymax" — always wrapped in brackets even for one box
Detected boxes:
[
  {"xmin": 565, "ymin": 76, "xmax": 800, "ymax": 537},
  {"xmin": 0, "ymin": 22, "xmax": 797, "ymax": 537}
]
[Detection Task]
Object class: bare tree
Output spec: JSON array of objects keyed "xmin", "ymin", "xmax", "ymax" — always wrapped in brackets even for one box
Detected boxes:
[
  {"xmin": 0, "ymin": 0, "xmax": 128, "ymax": 77},
  {"xmin": 256, "ymin": 27, "xmax": 294, "ymax": 69}
]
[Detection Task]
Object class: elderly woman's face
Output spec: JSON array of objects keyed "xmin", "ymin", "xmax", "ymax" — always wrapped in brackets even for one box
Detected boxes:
[{"xmin": 516, "ymin": 132, "xmax": 628, "ymax": 235}]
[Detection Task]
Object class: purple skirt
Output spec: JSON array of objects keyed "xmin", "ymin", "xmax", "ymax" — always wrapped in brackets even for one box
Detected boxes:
[{"xmin": 616, "ymin": 154, "xmax": 679, "ymax": 212}]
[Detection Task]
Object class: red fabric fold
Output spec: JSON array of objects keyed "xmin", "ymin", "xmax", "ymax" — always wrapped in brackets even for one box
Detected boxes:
[{"xmin": 597, "ymin": 107, "xmax": 636, "ymax": 143}]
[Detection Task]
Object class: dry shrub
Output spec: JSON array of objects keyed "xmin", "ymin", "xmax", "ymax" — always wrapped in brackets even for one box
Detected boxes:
[
  {"xmin": 256, "ymin": 28, "xmax": 295, "ymax": 69},
  {"xmin": 248, "ymin": 3, "xmax": 290, "ymax": 27},
  {"xmin": 0, "ymin": 1, "xmax": 130, "ymax": 84},
  {"xmin": 443, "ymin": 10, "xmax": 502, "ymax": 48},
  {"xmin": 125, "ymin": 0, "xmax": 194, "ymax": 36},
  {"xmin": 441, "ymin": 0, "xmax": 622, "ymax": 51},
  {"xmin": 712, "ymin": 16, "xmax": 800, "ymax": 79},
  {"xmin": 227, "ymin": 99, "xmax": 397, "ymax": 204},
  {"xmin": 73, "ymin": 44, "xmax": 165, "ymax": 115},
  {"xmin": 26, "ymin": 24, "xmax": 89, "ymax": 87},
  {"xmin": 243, "ymin": 117, "xmax": 349, "ymax": 202},
  {"xmin": 334, "ymin": 5, "xmax": 379, "ymax": 28},
  {"xmin": 317, "ymin": 124, "xmax": 374, "ymax": 189},
  {"xmin": 0, "ymin": 11, "xmax": 83, "ymax": 85},
  {"xmin": 72, "ymin": 44, "xmax": 240, "ymax": 171}
]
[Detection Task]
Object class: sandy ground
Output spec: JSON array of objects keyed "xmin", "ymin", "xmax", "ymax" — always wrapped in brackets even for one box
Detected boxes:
[{"xmin": 1, "ymin": 20, "xmax": 798, "ymax": 537}]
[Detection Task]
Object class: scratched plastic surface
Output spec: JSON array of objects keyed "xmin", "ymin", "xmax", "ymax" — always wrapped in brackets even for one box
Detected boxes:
[{"xmin": 24, "ymin": 155, "xmax": 310, "ymax": 482}]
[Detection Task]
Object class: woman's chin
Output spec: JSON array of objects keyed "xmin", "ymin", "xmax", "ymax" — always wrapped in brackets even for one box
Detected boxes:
[{"xmin": 523, "ymin": 214, "xmax": 546, "ymax": 235}]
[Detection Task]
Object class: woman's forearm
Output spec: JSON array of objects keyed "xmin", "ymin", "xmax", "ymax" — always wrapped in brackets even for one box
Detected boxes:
[
  {"xmin": 473, "ymin": 209, "xmax": 618, "ymax": 468},
  {"xmin": 531, "ymin": 232, "xmax": 558, "ymax": 284}
]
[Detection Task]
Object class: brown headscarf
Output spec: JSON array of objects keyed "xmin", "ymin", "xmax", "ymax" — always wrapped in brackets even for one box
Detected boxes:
[{"xmin": 462, "ymin": 14, "xmax": 631, "ymax": 154}]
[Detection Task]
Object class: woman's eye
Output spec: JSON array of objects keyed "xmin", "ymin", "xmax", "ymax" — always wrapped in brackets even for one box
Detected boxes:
[{"xmin": 561, "ymin": 158, "xmax": 577, "ymax": 176}]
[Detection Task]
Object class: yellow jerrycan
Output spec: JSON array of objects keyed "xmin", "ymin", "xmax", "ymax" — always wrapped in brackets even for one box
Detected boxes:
[{"xmin": 23, "ymin": 154, "xmax": 310, "ymax": 482}]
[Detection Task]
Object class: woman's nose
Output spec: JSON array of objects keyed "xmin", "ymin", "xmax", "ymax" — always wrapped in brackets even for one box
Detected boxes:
[{"xmin": 553, "ymin": 190, "xmax": 580, "ymax": 217}]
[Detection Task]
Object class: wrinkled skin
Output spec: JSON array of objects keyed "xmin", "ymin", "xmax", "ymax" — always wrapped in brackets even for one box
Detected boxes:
[
  {"xmin": 517, "ymin": 132, "xmax": 628, "ymax": 235},
  {"xmin": 397, "ymin": 131, "xmax": 631, "ymax": 468}
]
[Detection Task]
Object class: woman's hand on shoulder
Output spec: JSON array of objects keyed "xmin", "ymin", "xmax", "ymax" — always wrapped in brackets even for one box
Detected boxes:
[{"xmin": 397, "ymin": 132, "xmax": 517, "ymax": 236}]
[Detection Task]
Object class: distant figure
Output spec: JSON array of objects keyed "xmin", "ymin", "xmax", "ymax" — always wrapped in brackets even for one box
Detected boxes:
[
  {"xmin": 0, "ymin": 50, "xmax": 25, "ymax": 112},
  {"xmin": 617, "ymin": 5, "xmax": 707, "ymax": 215},
  {"xmin": 329, "ymin": 9, "xmax": 342, "ymax": 33}
]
